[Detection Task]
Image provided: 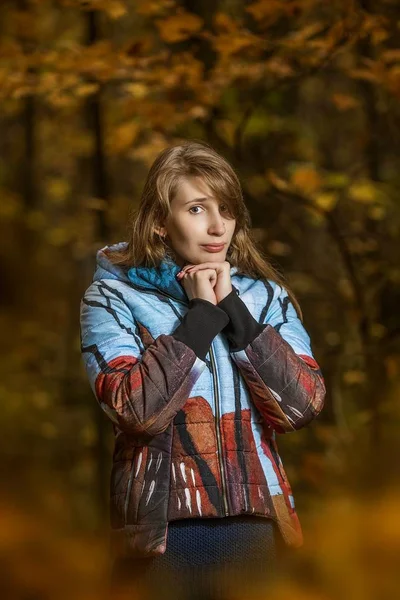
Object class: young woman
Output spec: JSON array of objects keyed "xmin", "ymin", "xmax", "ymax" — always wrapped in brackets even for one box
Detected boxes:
[{"xmin": 79, "ymin": 140, "xmax": 326, "ymax": 600}]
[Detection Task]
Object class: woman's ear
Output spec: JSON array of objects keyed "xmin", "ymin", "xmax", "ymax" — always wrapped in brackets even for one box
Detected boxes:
[{"xmin": 154, "ymin": 226, "xmax": 167, "ymax": 238}]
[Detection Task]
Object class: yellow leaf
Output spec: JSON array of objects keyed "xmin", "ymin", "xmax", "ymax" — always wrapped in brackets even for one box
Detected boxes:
[
  {"xmin": 265, "ymin": 57, "xmax": 294, "ymax": 77},
  {"xmin": 246, "ymin": 174, "xmax": 269, "ymax": 196},
  {"xmin": 291, "ymin": 166, "xmax": 322, "ymax": 194},
  {"xmin": 267, "ymin": 240, "xmax": 291, "ymax": 256},
  {"xmin": 337, "ymin": 278, "xmax": 354, "ymax": 301},
  {"xmin": 213, "ymin": 12, "xmax": 238, "ymax": 33},
  {"xmin": 371, "ymin": 28, "xmax": 389, "ymax": 45},
  {"xmin": 370, "ymin": 323, "xmax": 386, "ymax": 338},
  {"xmin": 251, "ymin": 227, "xmax": 266, "ymax": 243},
  {"xmin": 123, "ymin": 82, "xmax": 149, "ymax": 98},
  {"xmin": 136, "ymin": 1, "xmax": 176, "ymax": 17},
  {"xmin": 46, "ymin": 178, "xmax": 70, "ymax": 201},
  {"xmin": 0, "ymin": 192, "xmax": 22, "ymax": 219},
  {"xmin": 215, "ymin": 119, "xmax": 236, "ymax": 147},
  {"xmin": 324, "ymin": 172, "xmax": 350, "ymax": 187},
  {"xmin": 47, "ymin": 227, "xmax": 71, "ymax": 246},
  {"xmin": 343, "ymin": 370, "xmax": 366, "ymax": 385},
  {"xmin": 83, "ymin": 197, "xmax": 109, "ymax": 211},
  {"xmin": 106, "ymin": 121, "xmax": 140, "ymax": 154},
  {"xmin": 188, "ymin": 105, "xmax": 208, "ymax": 119},
  {"xmin": 284, "ymin": 23, "xmax": 326, "ymax": 47},
  {"xmin": 349, "ymin": 180, "xmax": 377, "ymax": 204},
  {"xmin": 214, "ymin": 33, "xmax": 255, "ymax": 57},
  {"xmin": 325, "ymin": 331, "xmax": 341, "ymax": 346},
  {"xmin": 382, "ymin": 49, "xmax": 400, "ymax": 63},
  {"xmin": 48, "ymin": 93, "xmax": 76, "ymax": 108},
  {"xmin": 368, "ymin": 204, "xmax": 386, "ymax": 220},
  {"xmin": 348, "ymin": 68, "xmax": 380, "ymax": 83},
  {"xmin": 331, "ymin": 93, "xmax": 359, "ymax": 111},
  {"xmin": 32, "ymin": 392, "xmax": 49, "ymax": 410},
  {"xmin": 245, "ymin": 1, "xmax": 289, "ymax": 25},
  {"xmin": 12, "ymin": 86, "xmax": 32, "ymax": 100},
  {"xmin": 101, "ymin": 0, "xmax": 128, "ymax": 20},
  {"xmin": 266, "ymin": 169, "xmax": 289, "ymax": 190},
  {"xmin": 80, "ymin": 424, "xmax": 96, "ymax": 446},
  {"xmin": 74, "ymin": 83, "xmax": 99, "ymax": 97},
  {"xmin": 385, "ymin": 356, "xmax": 398, "ymax": 379},
  {"xmin": 156, "ymin": 11, "xmax": 203, "ymax": 43},
  {"xmin": 388, "ymin": 269, "xmax": 400, "ymax": 284},
  {"xmin": 305, "ymin": 208, "xmax": 325, "ymax": 226},
  {"xmin": 314, "ymin": 192, "xmax": 338, "ymax": 211},
  {"xmin": 41, "ymin": 422, "xmax": 57, "ymax": 438}
]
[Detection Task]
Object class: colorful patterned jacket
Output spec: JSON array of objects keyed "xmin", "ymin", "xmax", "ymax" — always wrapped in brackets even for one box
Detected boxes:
[{"xmin": 79, "ymin": 241, "xmax": 326, "ymax": 559}]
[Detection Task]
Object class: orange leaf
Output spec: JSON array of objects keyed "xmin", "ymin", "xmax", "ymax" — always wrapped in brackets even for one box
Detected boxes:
[
  {"xmin": 291, "ymin": 166, "xmax": 322, "ymax": 194},
  {"xmin": 156, "ymin": 11, "xmax": 203, "ymax": 43},
  {"xmin": 331, "ymin": 93, "xmax": 359, "ymax": 111}
]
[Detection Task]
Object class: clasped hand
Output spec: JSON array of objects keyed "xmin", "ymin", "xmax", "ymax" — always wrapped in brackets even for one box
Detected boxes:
[{"xmin": 176, "ymin": 261, "xmax": 232, "ymax": 305}]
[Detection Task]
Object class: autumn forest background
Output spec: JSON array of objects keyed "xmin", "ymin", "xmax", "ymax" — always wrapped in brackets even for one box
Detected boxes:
[{"xmin": 1, "ymin": 0, "xmax": 400, "ymax": 598}]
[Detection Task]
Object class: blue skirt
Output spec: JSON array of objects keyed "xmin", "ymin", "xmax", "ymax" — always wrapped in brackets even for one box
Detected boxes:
[{"xmin": 109, "ymin": 516, "xmax": 280, "ymax": 600}]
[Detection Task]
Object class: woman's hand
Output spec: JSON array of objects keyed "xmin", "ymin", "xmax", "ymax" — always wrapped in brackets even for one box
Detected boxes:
[
  {"xmin": 177, "ymin": 261, "xmax": 232, "ymax": 304},
  {"xmin": 177, "ymin": 267, "xmax": 218, "ymax": 304}
]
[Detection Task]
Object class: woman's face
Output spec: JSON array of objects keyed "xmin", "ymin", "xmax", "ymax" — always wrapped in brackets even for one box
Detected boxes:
[{"xmin": 158, "ymin": 176, "xmax": 237, "ymax": 269}]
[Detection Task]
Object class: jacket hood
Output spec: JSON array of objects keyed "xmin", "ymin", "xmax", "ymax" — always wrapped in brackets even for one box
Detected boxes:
[{"xmin": 93, "ymin": 241, "xmax": 240, "ymax": 304}]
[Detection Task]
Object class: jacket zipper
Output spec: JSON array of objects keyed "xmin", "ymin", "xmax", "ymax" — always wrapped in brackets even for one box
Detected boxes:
[
  {"xmin": 142, "ymin": 286, "xmax": 230, "ymax": 516},
  {"xmin": 269, "ymin": 438, "xmax": 286, "ymax": 481},
  {"xmin": 209, "ymin": 342, "xmax": 230, "ymax": 516}
]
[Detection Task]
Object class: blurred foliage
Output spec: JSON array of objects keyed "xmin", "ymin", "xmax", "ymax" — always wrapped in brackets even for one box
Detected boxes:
[
  {"xmin": 1, "ymin": 488, "xmax": 399, "ymax": 599},
  {"xmin": 0, "ymin": 0, "xmax": 399, "ymax": 597}
]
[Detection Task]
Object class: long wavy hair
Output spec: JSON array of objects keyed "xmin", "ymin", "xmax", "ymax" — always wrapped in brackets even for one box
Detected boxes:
[{"xmin": 107, "ymin": 139, "xmax": 303, "ymax": 320}]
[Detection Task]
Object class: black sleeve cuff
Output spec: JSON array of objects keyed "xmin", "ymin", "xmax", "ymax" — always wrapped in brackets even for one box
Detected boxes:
[
  {"xmin": 171, "ymin": 298, "xmax": 230, "ymax": 361},
  {"xmin": 217, "ymin": 289, "xmax": 266, "ymax": 351}
]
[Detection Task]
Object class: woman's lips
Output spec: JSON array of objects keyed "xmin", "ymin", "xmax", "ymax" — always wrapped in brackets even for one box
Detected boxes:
[{"xmin": 201, "ymin": 244, "xmax": 225, "ymax": 252}]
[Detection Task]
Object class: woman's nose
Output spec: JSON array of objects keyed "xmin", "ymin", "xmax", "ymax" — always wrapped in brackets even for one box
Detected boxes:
[{"xmin": 208, "ymin": 220, "xmax": 226, "ymax": 234}]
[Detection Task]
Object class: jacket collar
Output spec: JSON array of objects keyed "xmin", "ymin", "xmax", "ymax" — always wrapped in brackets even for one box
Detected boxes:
[{"xmin": 94, "ymin": 241, "xmax": 239, "ymax": 304}]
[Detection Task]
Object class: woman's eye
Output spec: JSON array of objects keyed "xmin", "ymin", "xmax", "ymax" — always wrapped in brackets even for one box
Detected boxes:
[{"xmin": 189, "ymin": 205, "xmax": 230, "ymax": 214}]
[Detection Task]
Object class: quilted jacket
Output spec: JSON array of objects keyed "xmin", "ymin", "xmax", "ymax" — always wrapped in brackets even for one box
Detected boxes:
[{"xmin": 79, "ymin": 241, "xmax": 326, "ymax": 560}]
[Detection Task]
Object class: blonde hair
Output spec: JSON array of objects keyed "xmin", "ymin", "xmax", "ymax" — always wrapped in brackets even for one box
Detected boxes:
[{"xmin": 108, "ymin": 139, "xmax": 303, "ymax": 320}]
